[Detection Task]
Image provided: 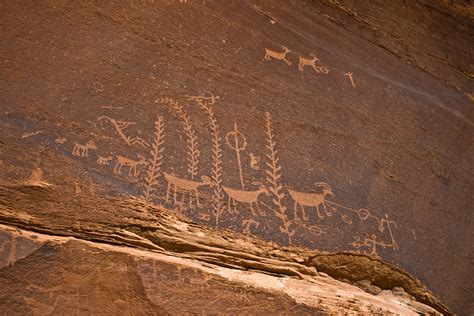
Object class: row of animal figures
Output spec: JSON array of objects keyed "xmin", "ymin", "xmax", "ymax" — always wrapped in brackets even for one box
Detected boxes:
[
  {"xmin": 72, "ymin": 140, "xmax": 334, "ymax": 221},
  {"xmin": 264, "ymin": 45, "xmax": 329, "ymax": 74},
  {"xmin": 164, "ymin": 173, "xmax": 334, "ymax": 221}
]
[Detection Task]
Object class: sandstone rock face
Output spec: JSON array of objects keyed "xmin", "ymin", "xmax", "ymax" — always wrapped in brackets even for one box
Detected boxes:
[{"xmin": 0, "ymin": 0, "xmax": 472, "ymax": 314}]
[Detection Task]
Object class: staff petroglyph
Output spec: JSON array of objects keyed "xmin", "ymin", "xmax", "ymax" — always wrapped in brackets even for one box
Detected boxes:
[
  {"xmin": 164, "ymin": 172, "xmax": 212, "ymax": 208},
  {"xmin": 264, "ymin": 46, "xmax": 292, "ymax": 66},
  {"xmin": 287, "ymin": 182, "xmax": 334, "ymax": 220},
  {"xmin": 72, "ymin": 140, "xmax": 97, "ymax": 157},
  {"xmin": 99, "ymin": 116, "xmax": 149, "ymax": 148},
  {"xmin": 113, "ymin": 154, "xmax": 148, "ymax": 177},
  {"xmin": 226, "ymin": 122, "xmax": 247, "ymax": 189}
]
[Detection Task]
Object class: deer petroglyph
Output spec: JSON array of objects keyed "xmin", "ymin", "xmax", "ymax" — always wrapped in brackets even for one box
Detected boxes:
[
  {"xmin": 223, "ymin": 184, "xmax": 270, "ymax": 215},
  {"xmin": 113, "ymin": 154, "xmax": 148, "ymax": 177},
  {"xmin": 264, "ymin": 46, "xmax": 292, "ymax": 65},
  {"xmin": 72, "ymin": 140, "xmax": 97, "ymax": 157},
  {"xmin": 164, "ymin": 172, "xmax": 211, "ymax": 208}
]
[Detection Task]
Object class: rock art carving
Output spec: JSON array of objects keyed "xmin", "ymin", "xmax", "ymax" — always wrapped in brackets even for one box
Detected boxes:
[
  {"xmin": 188, "ymin": 93, "xmax": 225, "ymax": 225},
  {"xmin": 164, "ymin": 172, "xmax": 211, "ymax": 208},
  {"xmin": 54, "ymin": 136, "xmax": 66, "ymax": 144},
  {"xmin": 287, "ymin": 182, "xmax": 334, "ymax": 220},
  {"xmin": 264, "ymin": 46, "xmax": 292, "ymax": 66},
  {"xmin": 264, "ymin": 112, "xmax": 294, "ymax": 242},
  {"xmin": 72, "ymin": 140, "xmax": 97, "ymax": 157},
  {"xmin": 225, "ymin": 122, "xmax": 247, "ymax": 189},
  {"xmin": 99, "ymin": 116, "xmax": 149, "ymax": 148},
  {"xmin": 21, "ymin": 131, "xmax": 43, "ymax": 139},
  {"xmin": 298, "ymin": 54, "xmax": 329, "ymax": 74},
  {"xmin": 143, "ymin": 115, "xmax": 166, "ymax": 202},
  {"xmin": 222, "ymin": 183, "xmax": 269, "ymax": 215},
  {"xmin": 249, "ymin": 153, "xmax": 260, "ymax": 170},
  {"xmin": 351, "ymin": 234, "xmax": 395, "ymax": 256},
  {"xmin": 345, "ymin": 72, "xmax": 356, "ymax": 87},
  {"xmin": 96, "ymin": 155, "xmax": 112, "ymax": 165},
  {"xmin": 113, "ymin": 154, "xmax": 148, "ymax": 177}
]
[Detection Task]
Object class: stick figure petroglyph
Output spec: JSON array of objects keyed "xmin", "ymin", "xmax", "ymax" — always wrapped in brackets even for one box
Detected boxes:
[
  {"xmin": 72, "ymin": 140, "xmax": 97, "ymax": 157},
  {"xmin": 113, "ymin": 154, "xmax": 148, "ymax": 177},
  {"xmin": 164, "ymin": 172, "xmax": 212, "ymax": 208},
  {"xmin": 345, "ymin": 72, "xmax": 356, "ymax": 87},
  {"xmin": 264, "ymin": 46, "xmax": 292, "ymax": 66},
  {"xmin": 99, "ymin": 116, "xmax": 149, "ymax": 148},
  {"xmin": 287, "ymin": 182, "xmax": 334, "ymax": 220},
  {"xmin": 222, "ymin": 184, "xmax": 270, "ymax": 215}
]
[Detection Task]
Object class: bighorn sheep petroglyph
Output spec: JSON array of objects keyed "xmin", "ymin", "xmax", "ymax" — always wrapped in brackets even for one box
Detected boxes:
[
  {"xmin": 223, "ymin": 184, "xmax": 270, "ymax": 215},
  {"xmin": 287, "ymin": 182, "xmax": 334, "ymax": 220},
  {"xmin": 164, "ymin": 172, "xmax": 211, "ymax": 208},
  {"xmin": 264, "ymin": 46, "xmax": 292, "ymax": 65}
]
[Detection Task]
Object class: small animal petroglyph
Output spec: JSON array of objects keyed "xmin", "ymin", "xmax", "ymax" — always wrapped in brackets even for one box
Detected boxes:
[
  {"xmin": 164, "ymin": 172, "xmax": 212, "ymax": 208},
  {"xmin": 21, "ymin": 131, "xmax": 43, "ymax": 139},
  {"xmin": 345, "ymin": 72, "xmax": 356, "ymax": 87},
  {"xmin": 222, "ymin": 184, "xmax": 269, "ymax": 215},
  {"xmin": 287, "ymin": 182, "xmax": 334, "ymax": 220},
  {"xmin": 72, "ymin": 140, "xmax": 97, "ymax": 157},
  {"xmin": 264, "ymin": 46, "xmax": 292, "ymax": 66},
  {"xmin": 54, "ymin": 136, "xmax": 66, "ymax": 144},
  {"xmin": 96, "ymin": 155, "xmax": 112, "ymax": 165},
  {"xmin": 113, "ymin": 154, "xmax": 148, "ymax": 177}
]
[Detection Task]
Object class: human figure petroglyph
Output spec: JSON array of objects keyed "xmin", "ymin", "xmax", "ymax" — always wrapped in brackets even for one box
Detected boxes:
[
  {"xmin": 345, "ymin": 72, "xmax": 356, "ymax": 87},
  {"xmin": 164, "ymin": 172, "xmax": 212, "ymax": 208},
  {"xmin": 264, "ymin": 46, "xmax": 292, "ymax": 65},
  {"xmin": 249, "ymin": 153, "xmax": 260, "ymax": 170},
  {"xmin": 287, "ymin": 182, "xmax": 334, "ymax": 220},
  {"xmin": 99, "ymin": 116, "xmax": 149, "ymax": 148},
  {"xmin": 113, "ymin": 154, "xmax": 148, "ymax": 177},
  {"xmin": 96, "ymin": 155, "xmax": 112, "ymax": 165},
  {"xmin": 222, "ymin": 184, "xmax": 270, "ymax": 215},
  {"xmin": 72, "ymin": 140, "xmax": 97, "ymax": 157},
  {"xmin": 351, "ymin": 234, "xmax": 395, "ymax": 257}
]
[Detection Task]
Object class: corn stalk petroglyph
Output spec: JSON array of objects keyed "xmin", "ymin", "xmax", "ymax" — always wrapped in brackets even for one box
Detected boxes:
[
  {"xmin": 143, "ymin": 115, "xmax": 166, "ymax": 202},
  {"xmin": 160, "ymin": 97, "xmax": 200, "ymax": 180},
  {"xmin": 188, "ymin": 93, "xmax": 224, "ymax": 225},
  {"xmin": 264, "ymin": 112, "xmax": 294, "ymax": 243}
]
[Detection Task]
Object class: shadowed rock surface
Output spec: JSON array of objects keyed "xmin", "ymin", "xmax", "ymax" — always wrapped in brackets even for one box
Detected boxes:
[{"xmin": 0, "ymin": 0, "xmax": 473, "ymax": 314}]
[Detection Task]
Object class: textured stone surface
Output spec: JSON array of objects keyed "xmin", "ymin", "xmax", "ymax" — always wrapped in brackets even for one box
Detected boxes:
[{"xmin": 0, "ymin": 0, "xmax": 472, "ymax": 314}]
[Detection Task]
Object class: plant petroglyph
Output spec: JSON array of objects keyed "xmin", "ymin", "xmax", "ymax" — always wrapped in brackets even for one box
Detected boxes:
[
  {"xmin": 143, "ymin": 115, "xmax": 166, "ymax": 202},
  {"xmin": 188, "ymin": 93, "xmax": 225, "ymax": 225},
  {"xmin": 264, "ymin": 111, "xmax": 294, "ymax": 243},
  {"xmin": 160, "ymin": 97, "xmax": 200, "ymax": 180}
]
